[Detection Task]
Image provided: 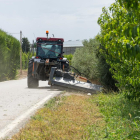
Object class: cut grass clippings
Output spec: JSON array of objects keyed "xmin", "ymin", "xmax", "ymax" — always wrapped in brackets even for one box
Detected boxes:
[{"xmin": 11, "ymin": 94, "xmax": 105, "ymax": 140}]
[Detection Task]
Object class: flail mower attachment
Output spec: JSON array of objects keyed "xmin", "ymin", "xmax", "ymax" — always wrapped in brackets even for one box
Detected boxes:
[{"xmin": 48, "ymin": 67, "xmax": 102, "ymax": 93}]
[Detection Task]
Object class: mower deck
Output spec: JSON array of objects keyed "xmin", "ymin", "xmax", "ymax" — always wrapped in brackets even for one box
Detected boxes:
[
  {"xmin": 51, "ymin": 77, "xmax": 102, "ymax": 92},
  {"xmin": 48, "ymin": 67, "xmax": 102, "ymax": 93}
]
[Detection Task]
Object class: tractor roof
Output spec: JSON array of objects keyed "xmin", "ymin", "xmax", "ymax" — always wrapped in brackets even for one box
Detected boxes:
[{"xmin": 36, "ymin": 37, "xmax": 64, "ymax": 42}]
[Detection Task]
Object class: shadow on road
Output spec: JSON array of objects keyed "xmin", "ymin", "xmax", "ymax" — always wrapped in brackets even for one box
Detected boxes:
[{"xmin": 26, "ymin": 85, "xmax": 81, "ymax": 93}]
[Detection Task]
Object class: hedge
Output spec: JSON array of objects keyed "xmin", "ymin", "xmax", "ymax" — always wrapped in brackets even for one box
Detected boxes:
[{"xmin": 0, "ymin": 29, "xmax": 20, "ymax": 81}]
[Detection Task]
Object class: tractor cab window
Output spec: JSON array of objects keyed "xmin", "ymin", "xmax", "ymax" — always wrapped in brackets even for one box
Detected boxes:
[{"xmin": 37, "ymin": 42, "xmax": 62, "ymax": 58}]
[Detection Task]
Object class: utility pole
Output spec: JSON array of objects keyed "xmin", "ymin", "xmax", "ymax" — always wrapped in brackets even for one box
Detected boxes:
[
  {"xmin": 33, "ymin": 40, "xmax": 34, "ymax": 55},
  {"xmin": 20, "ymin": 31, "xmax": 22, "ymax": 75}
]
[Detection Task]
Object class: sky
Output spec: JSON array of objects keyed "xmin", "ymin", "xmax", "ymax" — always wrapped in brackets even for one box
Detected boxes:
[{"xmin": 0, "ymin": 0, "xmax": 115, "ymax": 43}]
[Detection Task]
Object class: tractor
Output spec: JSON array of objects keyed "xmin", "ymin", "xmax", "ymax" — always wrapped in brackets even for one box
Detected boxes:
[
  {"xmin": 27, "ymin": 31, "xmax": 102, "ymax": 93},
  {"xmin": 27, "ymin": 31, "xmax": 69, "ymax": 88}
]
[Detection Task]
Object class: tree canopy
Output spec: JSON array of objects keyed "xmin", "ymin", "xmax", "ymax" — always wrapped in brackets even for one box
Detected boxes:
[
  {"xmin": 22, "ymin": 37, "xmax": 30, "ymax": 53},
  {"xmin": 97, "ymin": 1, "xmax": 140, "ymax": 101}
]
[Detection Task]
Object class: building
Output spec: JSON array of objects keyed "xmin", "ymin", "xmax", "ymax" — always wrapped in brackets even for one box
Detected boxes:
[
  {"xmin": 63, "ymin": 40, "xmax": 83, "ymax": 55},
  {"xmin": 30, "ymin": 40, "xmax": 84, "ymax": 55}
]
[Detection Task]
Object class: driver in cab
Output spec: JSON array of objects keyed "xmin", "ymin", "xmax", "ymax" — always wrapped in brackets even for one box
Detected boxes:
[{"xmin": 48, "ymin": 45, "xmax": 56, "ymax": 57}]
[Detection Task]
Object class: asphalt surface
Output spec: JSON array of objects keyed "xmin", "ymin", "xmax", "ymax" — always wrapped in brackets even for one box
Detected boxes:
[{"xmin": 0, "ymin": 78, "xmax": 62, "ymax": 139}]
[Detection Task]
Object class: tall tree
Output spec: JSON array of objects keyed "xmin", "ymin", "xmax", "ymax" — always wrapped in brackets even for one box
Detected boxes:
[
  {"xmin": 22, "ymin": 37, "xmax": 30, "ymax": 53},
  {"xmin": 97, "ymin": 1, "xmax": 140, "ymax": 101}
]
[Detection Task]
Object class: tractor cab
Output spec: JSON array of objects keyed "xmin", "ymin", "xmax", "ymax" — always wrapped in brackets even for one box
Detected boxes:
[
  {"xmin": 27, "ymin": 31, "xmax": 101, "ymax": 93},
  {"xmin": 36, "ymin": 32, "xmax": 64, "ymax": 60}
]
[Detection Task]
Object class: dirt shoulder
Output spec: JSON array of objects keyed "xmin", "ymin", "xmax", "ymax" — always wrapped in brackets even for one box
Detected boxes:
[{"xmin": 16, "ymin": 70, "xmax": 27, "ymax": 80}]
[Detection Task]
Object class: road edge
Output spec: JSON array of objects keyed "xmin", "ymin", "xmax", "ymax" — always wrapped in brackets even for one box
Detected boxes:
[{"xmin": 0, "ymin": 92, "xmax": 60, "ymax": 139}]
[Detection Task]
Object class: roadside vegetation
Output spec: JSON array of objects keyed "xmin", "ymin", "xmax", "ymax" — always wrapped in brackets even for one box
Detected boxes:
[
  {"xmin": 63, "ymin": 54, "xmax": 73, "ymax": 65},
  {"xmin": 11, "ymin": 92, "xmax": 140, "ymax": 139},
  {"xmin": 21, "ymin": 37, "xmax": 35, "ymax": 70},
  {"xmin": 72, "ymin": 0, "xmax": 140, "ymax": 100},
  {"xmin": 22, "ymin": 52, "xmax": 35, "ymax": 69},
  {"xmin": 0, "ymin": 30, "xmax": 35, "ymax": 81},
  {"xmin": 0, "ymin": 29, "xmax": 20, "ymax": 81},
  {"xmin": 22, "ymin": 37, "xmax": 30, "ymax": 53},
  {"xmin": 96, "ymin": 93, "xmax": 140, "ymax": 139},
  {"xmin": 71, "ymin": 38, "xmax": 117, "ymax": 91},
  {"xmin": 97, "ymin": 0, "xmax": 140, "ymax": 100},
  {"xmin": 11, "ymin": 93, "xmax": 105, "ymax": 139}
]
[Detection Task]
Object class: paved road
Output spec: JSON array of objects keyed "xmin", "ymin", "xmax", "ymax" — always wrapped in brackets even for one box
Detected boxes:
[{"xmin": 0, "ymin": 78, "xmax": 62, "ymax": 139}]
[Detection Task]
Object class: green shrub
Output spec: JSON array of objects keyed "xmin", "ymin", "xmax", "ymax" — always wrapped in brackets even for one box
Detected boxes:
[
  {"xmin": 22, "ymin": 52, "xmax": 35, "ymax": 69},
  {"xmin": 71, "ymin": 39, "xmax": 98, "ymax": 80},
  {"xmin": 71, "ymin": 38, "xmax": 117, "ymax": 91},
  {"xmin": 63, "ymin": 54, "xmax": 73, "ymax": 65}
]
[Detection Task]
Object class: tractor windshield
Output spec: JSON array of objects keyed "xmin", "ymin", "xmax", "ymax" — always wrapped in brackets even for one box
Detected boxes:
[{"xmin": 37, "ymin": 42, "xmax": 62, "ymax": 58}]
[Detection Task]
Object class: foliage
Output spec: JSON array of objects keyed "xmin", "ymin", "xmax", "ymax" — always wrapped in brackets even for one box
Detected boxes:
[
  {"xmin": 22, "ymin": 37, "xmax": 30, "ymax": 53},
  {"xmin": 97, "ymin": 1, "xmax": 140, "ymax": 100},
  {"xmin": 22, "ymin": 52, "xmax": 35, "ymax": 69},
  {"xmin": 31, "ymin": 42, "xmax": 37, "ymax": 56},
  {"xmin": 63, "ymin": 54, "xmax": 73, "ymax": 65},
  {"xmin": 95, "ymin": 43, "xmax": 118, "ymax": 91},
  {"xmin": 33, "ymin": 42, "xmax": 37, "ymax": 48},
  {"xmin": 117, "ymin": 0, "xmax": 140, "ymax": 11},
  {"xmin": 0, "ymin": 29, "xmax": 20, "ymax": 81},
  {"xmin": 71, "ymin": 39, "xmax": 98, "ymax": 80},
  {"xmin": 71, "ymin": 38, "xmax": 117, "ymax": 90},
  {"xmin": 94, "ymin": 93, "xmax": 140, "ymax": 139}
]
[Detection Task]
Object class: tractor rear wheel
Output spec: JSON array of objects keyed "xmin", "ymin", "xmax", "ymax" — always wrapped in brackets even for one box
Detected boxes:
[{"xmin": 27, "ymin": 61, "xmax": 39, "ymax": 88}]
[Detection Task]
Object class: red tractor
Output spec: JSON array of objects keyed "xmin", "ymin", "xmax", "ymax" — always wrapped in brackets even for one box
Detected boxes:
[
  {"xmin": 27, "ymin": 31, "xmax": 69, "ymax": 88},
  {"xmin": 27, "ymin": 31, "xmax": 101, "ymax": 93}
]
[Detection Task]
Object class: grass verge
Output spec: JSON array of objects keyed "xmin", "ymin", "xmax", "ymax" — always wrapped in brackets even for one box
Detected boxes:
[
  {"xmin": 10, "ymin": 92, "xmax": 140, "ymax": 139},
  {"xmin": 94, "ymin": 93, "xmax": 140, "ymax": 139},
  {"xmin": 11, "ymin": 94, "xmax": 105, "ymax": 140}
]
